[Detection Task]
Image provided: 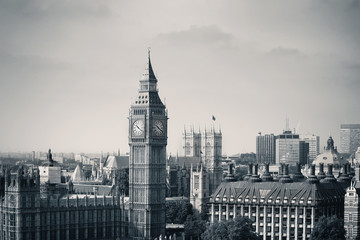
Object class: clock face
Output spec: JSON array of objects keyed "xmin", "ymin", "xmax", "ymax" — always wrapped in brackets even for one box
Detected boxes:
[
  {"xmin": 132, "ymin": 120, "xmax": 145, "ymax": 136},
  {"xmin": 152, "ymin": 120, "xmax": 165, "ymax": 136}
]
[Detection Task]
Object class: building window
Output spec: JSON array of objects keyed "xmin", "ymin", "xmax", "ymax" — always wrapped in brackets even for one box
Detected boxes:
[
  {"xmin": 194, "ymin": 175, "xmax": 199, "ymax": 189},
  {"xmin": 349, "ymin": 227, "xmax": 353, "ymax": 237},
  {"xmin": 185, "ymin": 142, "xmax": 191, "ymax": 155},
  {"xmin": 349, "ymin": 214, "xmax": 352, "ymax": 221},
  {"xmin": 9, "ymin": 214, "xmax": 15, "ymax": 227}
]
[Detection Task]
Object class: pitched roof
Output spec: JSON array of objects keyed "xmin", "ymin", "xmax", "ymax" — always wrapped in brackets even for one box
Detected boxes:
[
  {"xmin": 210, "ymin": 180, "xmax": 346, "ymax": 206},
  {"xmin": 104, "ymin": 156, "xmax": 129, "ymax": 169},
  {"xmin": 71, "ymin": 165, "xmax": 83, "ymax": 182}
]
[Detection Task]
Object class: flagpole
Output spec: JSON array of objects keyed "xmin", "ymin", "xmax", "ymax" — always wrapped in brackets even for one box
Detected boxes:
[{"xmin": 212, "ymin": 115, "xmax": 216, "ymax": 132}]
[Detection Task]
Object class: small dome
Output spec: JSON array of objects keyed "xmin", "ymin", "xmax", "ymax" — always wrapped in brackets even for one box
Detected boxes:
[{"xmin": 313, "ymin": 136, "xmax": 347, "ymax": 166}]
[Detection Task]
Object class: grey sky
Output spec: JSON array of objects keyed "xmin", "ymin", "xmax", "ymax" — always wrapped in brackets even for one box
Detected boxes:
[{"xmin": 0, "ymin": 0, "xmax": 359, "ymax": 155}]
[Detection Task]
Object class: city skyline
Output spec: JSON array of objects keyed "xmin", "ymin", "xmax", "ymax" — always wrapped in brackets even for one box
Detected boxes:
[{"xmin": 0, "ymin": 1, "xmax": 359, "ymax": 155}]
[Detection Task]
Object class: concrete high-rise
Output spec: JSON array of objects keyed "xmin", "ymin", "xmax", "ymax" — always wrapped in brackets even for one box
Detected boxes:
[
  {"xmin": 256, "ymin": 133, "xmax": 276, "ymax": 164},
  {"xmin": 128, "ymin": 51, "xmax": 167, "ymax": 239},
  {"xmin": 276, "ymin": 130, "xmax": 300, "ymax": 165},
  {"xmin": 300, "ymin": 134, "xmax": 320, "ymax": 163},
  {"xmin": 340, "ymin": 124, "xmax": 360, "ymax": 154}
]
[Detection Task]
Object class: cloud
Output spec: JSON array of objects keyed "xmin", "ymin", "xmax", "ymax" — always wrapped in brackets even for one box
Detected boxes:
[
  {"xmin": 0, "ymin": 51, "xmax": 70, "ymax": 71},
  {"xmin": 267, "ymin": 47, "xmax": 301, "ymax": 57},
  {"xmin": 0, "ymin": 0, "xmax": 111, "ymax": 21},
  {"xmin": 156, "ymin": 25, "xmax": 235, "ymax": 48}
]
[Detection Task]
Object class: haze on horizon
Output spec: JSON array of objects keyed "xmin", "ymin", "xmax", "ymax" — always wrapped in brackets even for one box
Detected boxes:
[{"xmin": 0, "ymin": 0, "xmax": 359, "ymax": 156}]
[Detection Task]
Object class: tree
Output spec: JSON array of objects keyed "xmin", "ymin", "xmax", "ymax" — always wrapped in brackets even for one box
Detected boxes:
[
  {"xmin": 166, "ymin": 200, "xmax": 193, "ymax": 224},
  {"xmin": 116, "ymin": 168, "xmax": 129, "ymax": 196},
  {"xmin": 234, "ymin": 166, "xmax": 248, "ymax": 181},
  {"xmin": 184, "ymin": 214, "xmax": 207, "ymax": 240},
  {"xmin": 84, "ymin": 169, "xmax": 92, "ymax": 180},
  {"xmin": 310, "ymin": 215, "xmax": 346, "ymax": 240},
  {"xmin": 202, "ymin": 216, "xmax": 260, "ymax": 240}
]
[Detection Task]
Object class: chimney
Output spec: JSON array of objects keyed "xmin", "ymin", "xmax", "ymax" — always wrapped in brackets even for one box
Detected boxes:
[
  {"xmin": 292, "ymin": 163, "xmax": 305, "ymax": 181},
  {"xmin": 244, "ymin": 163, "xmax": 253, "ymax": 181},
  {"xmin": 279, "ymin": 164, "xmax": 292, "ymax": 183},
  {"xmin": 317, "ymin": 163, "xmax": 326, "ymax": 180},
  {"xmin": 261, "ymin": 163, "xmax": 273, "ymax": 182},
  {"xmin": 225, "ymin": 164, "xmax": 236, "ymax": 182},
  {"xmin": 307, "ymin": 164, "xmax": 319, "ymax": 184},
  {"xmin": 249, "ymin": 164, "xmax": 261, "ymax": 182},
  {"xmin": 338, "ymin": 163, "xmax": 351, "ymax": 184},
  {"xmin": 321, "ymin": 164, "xmax": 336, "ymax": 183}
]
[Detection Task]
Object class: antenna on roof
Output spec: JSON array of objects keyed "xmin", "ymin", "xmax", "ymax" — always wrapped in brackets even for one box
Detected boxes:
[{"xmin": 285, "ymin": 117, "xmax": 289, "ymax": 131}]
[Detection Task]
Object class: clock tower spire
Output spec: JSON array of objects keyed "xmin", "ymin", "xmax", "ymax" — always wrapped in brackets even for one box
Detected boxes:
[{"xmin": 128, "ymin": 50, "xmax": 167, "ymax": 239}]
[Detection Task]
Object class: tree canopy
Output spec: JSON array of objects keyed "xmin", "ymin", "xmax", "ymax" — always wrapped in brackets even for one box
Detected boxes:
[
  {"xmin": 310, "ymin": 215, "xmax": 346, "ymax": 240},
  {"xmin": 166, "ymin": 200, "xmax": 193, "ymax": 224},
  {"xmin": 202, "ymin": 216, "xmax": 260, "ymax": 240},
  {"xmin": 184, "ymin": 214, "xmax": 207, "ymax": 240}
]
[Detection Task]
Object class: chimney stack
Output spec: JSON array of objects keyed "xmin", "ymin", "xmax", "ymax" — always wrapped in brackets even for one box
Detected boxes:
[
  {"xmin": 321, "ymin": 164, "xmax": 336, "ymax": 183},
  {"xmin": 279, "ymin": 164, "xmax": 292, "ymax": 183},
  {"xmin": 261, "ymin": 163, "xmax": 273, "ymax": 182},
  {"xmin": 317, "ymin": 163, "xmax": 326, "ymax": 180},
  {"xmin": 307, "ymin": 164, "xmax": 319, "ymax": 184}
]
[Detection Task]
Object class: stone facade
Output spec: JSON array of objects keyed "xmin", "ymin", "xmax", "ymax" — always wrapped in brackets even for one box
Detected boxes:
[
  {"xmin": 209, "ymin": 164, "xmax": 349, "ymax": 240},
  {"xmin": 0, "ymin": 167, "xmax": 126, "ymax": 240},
  {"xmin": 128, "ymin": 51, "xmax": 167, "ymax": 239}
]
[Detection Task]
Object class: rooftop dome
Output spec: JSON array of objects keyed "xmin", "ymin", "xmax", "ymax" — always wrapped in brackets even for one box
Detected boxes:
[{"xmin": 313, "ymin": 136, "xmax": 347, "ymax": 166}]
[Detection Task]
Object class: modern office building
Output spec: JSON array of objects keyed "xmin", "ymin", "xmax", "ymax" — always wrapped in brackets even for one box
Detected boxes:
[
  {"xmin": 300, "ymin": 135, "xmax": 320, "ymax": 163},
  {"xmin": 256, "ymin": 133, "xmax": 276, "ymax": 164},
  {"xmin": 299, "ymin": 141, "xmax": 310, "ymax": 166},
  {"xmin": 210, "ymin": 164, "xmax": 349, "ymax": 240},
  {"xmin": 276, "ymin": 131, "xmax": 301, "ymax": 165},
  {"xmin": 340, "ymin": 124, "xmax": 360, "ymax": 155}
]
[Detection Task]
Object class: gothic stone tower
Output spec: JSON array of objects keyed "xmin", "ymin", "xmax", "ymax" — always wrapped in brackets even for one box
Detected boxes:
[
  {"xmin": 202, "ymin": 128, "xmax": 222, "ymax": 195},
  {"xmin": 128, "ymin": 51, "xmax": 167, "ymax": 239},
  {"xmin": 190, "ymin": 163, "xmax": 209, "ymax": 213},
  {"xmin": 183, "ymin": 128, "xmax": 202, "ymax": 157},
  {"xmin": 0, "ymin": 167, "xmax": 41, "ymax": 240}
]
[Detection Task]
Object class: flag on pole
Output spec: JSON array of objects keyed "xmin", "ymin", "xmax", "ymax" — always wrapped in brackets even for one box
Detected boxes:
[{"xmin": 212, "ymin": 115, "xmax": 216, "ymax": 121}]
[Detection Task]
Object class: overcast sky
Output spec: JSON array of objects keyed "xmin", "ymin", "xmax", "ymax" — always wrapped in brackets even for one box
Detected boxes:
[{"xmin": 0, "ymin": 0, "xmax": 359, "ymax": 155}]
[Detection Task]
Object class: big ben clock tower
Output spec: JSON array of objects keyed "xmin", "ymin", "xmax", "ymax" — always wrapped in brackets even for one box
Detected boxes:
[{"xmin": 128, "ymin": 50, "xmax": 167, "ymax": 239}]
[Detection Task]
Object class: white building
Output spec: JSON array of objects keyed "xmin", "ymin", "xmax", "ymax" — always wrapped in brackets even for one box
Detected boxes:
[
  {"xmin": 276, "ymin": 131, "xmax": 300, "ymax": 165},
  {"xmin": 38, "ymin": 149, "xmax": 61, "ymax": 184},
  {"xmin": 300, "ymin": 134, "xmax": 320, "ymax": 163}
]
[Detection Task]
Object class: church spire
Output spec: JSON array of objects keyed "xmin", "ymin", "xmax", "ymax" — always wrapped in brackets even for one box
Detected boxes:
[{"xmin": 140, "ymin": 48, "xmax": 157, "ymax": 83}]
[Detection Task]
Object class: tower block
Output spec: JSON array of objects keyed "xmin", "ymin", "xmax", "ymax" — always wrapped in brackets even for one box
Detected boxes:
[{"xmin": 128, "ymin": 51, "xmax": 167, "ymax": 239}]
